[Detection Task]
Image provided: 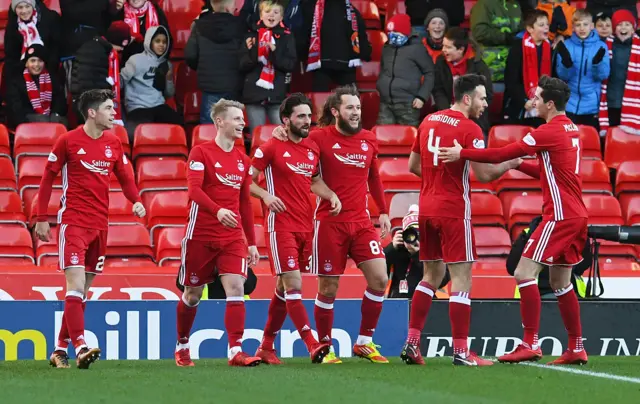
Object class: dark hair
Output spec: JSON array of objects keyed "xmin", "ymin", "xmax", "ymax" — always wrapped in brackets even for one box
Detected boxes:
[
  {"xmin": 78, "ymin": 89, "xmax": 115, "ymax": 120},
  {"xmin": 593, "ymin": 11, "xmax": 611, "ymax": 24},
  {"xmin": 538, "ymin": 75, "xmax": 570, "ymax": 111},
  {"xmin": 279, "ymin": 93, "xmax": 313, "ymax": 121},
  {"xmin": 318, "ymin": 85, "xmax": 360, "ymax": 127},
  {"xmin": 453, "ymin": 74, "xmax": 487, "ymax": 103},
  {"xmin": 524, "ymin": 9, "xmax": 549, "ymax": 28},
  {"xmin": 444, "ymin": 27, "xmax": 479, "ymax": 56}
]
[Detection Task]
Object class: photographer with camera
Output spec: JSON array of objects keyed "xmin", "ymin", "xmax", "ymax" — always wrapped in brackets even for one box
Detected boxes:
[{"xmin": 384, "ymin": 204, "xmax": 450, "ymax": 299}]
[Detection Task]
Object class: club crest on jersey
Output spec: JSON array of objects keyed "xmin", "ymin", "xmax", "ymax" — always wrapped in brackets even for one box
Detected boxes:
[
  {"xmin": 190, "ymin": 274, "xmax": 199, "ymax": 284},
  {"xmin": 324, "ymin": 260, "xmax": 332, "ymax": 272},
  {"xmin": 48, "ymin": 152, "xmax": 57, "ymax": 162},
  {"xmin": 70, "ymin": 253, "xmax": 79, "ymax": 265},
  {"xmin": 287, "ymin": 257, "xmax": 296, "ymax": 268},
  {"xmin": 255, "ymin": 148, "xmax": 264, "ymax": 158},
  {"xmin": 308, "ymin": 150, "xmax": 315, "ymax": 160},
  {"xmin": 523, "ymin": 133, "xmax": 536, "ymax": 146},
  {"xmin": 361, "ymin": 141, "xmax": 369, "ymax": 151},
  {"xmin": 237, "ymin": 161, "xmax": 245, "ymax": 172},
  {"xmin": 473, "ymin": 139, "xmax": 485, "ymax": 149},
  {"xmin": 105, "ymin": 146, "xmax": 113, "ymax": 158}
]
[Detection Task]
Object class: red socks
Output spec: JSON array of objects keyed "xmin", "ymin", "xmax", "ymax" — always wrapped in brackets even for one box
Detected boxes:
[
  {"xmin": 449, "ymin": 291, "xmax": 471, "ymax": 355},
  {"xmin": 407, "ymin": 281, "xmax": 436, "ymax": 345},
  {"xmin": 518, "ymin": 279, "xmax": 541, "ymax": 349},
  {"xmin": 555, "ymin": 283, "xmax": 584, "ymax": 351},
  {"xmin": 225, "ymin": 297, "xmax": 246, "ymax": 349},
  {"xmin": 64, "ymin": 292, "xmax": 86, "ymax": 353},
  {"xmin": 56, "ymin": 298, "xmax": 86, "ymax": 351},
  {"xmin": 176, "ymin": 294, "xmax": 199, "ymax": 345},
  {"xmin": 314, "ymin": 293, "xmax": 335, "ymax": 344},
  {"xmin": 285, "ymin": 289, "xmax": 317, "ymax": 351},
  {"xmin": 358, "ymin": 287, "xmax": 384, "ymax": 342},
  {"xmin": 260, "ymin": 289, "xmax": 287, "ymax": 350}
]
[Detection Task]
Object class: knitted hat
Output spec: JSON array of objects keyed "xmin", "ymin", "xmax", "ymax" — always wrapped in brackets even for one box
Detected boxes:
[
  {"xmin": 612, "ymin": 9, "xmax": 636, "ymax": 30},
  {"xmin": 424, "ymin": 8, "xmax": 449, "ymax": 29},
  {"xmin": 402, "ymin": 204, "xmax": 419, "ymax": 231},
  {"xmin": 386, "ymin": 14, "xmax": 411, "ymax": 37},
  {"xmin": 12, "ymin": 0, "xmax": 35, "ymax": 11},
  {"xmin": 106, "ymin": 21, "xmax": 132, "ymax": 48},
  {"xmin": 24, "ymin": 44, "xmax": 47, "ymax": 63}
]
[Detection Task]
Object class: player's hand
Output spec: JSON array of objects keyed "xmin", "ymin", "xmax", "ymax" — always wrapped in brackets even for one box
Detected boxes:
[
  {"xmin": 247, "ymin": 245, "xmax": 260, "ymax": 267},
  {"xmin": 35, "ymin": 221, "xmax": 51, "ymax": 242},
  {"xmin": 392, "ymin": 230, "xmax": 403, "ymax": 250},
  {"xmin": 508, "ymin": 157, "xmax": 523, "ymax": 169},
  {"xmin": 412, "ymin": 98, "xmax": 424, "ymax": 109},
  {"xmin": 379, "ymin": 214, "xmax": 391, "ymax": 239},
  {"xmin": 132, "ymin": 202, "xmax": 146, "ymax": 218},
  {"xmin": 438, "ymin": 139, "xmax": 463, "ymax": 163},
  {"xmin": 328, "ymin": 193, "xmax": 342, "ymax": 215},
  {"xmin": 217, "ymin": 208, "xmax": 239, "ymax": 228},
  {"xmin": 272, "ymin": 125, "xmax": 288, "ymax": 142},
  {"xmin": 263, "ymin": 194, "xmax": 286, "ymax": 213}
]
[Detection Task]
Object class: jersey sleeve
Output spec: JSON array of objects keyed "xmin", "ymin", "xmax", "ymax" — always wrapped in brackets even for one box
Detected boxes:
[
  {"xmin": 45, "ymin": 135, "xmax": 68, "ymax": 174},
  {"xmin": 240, "ymin": 156, "xmax": 256, "ymax": 245},
  {"xmin": 517, "ymin": 127, "xmax": 553, "ymax": 155},
  {"xmin": 113, "ymin": 143, "xmax": 141, "ymax": 204},
  {"xmin": 187, "ymin": 146, "xmax": 222, "ymax": 215},
  {"xmin": 411, "ymin": 129, "xmax": 421, "ymax": 154},
  {"xmin": 251, "ymin": 139, "xmax": 275, "ymax": 172},
  {"xmin": 463, "ymin": 124, "xmax": 485, "ymax": 150}
]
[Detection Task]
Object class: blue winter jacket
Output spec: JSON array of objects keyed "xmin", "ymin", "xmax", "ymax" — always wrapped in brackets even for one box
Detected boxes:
[{"xmin": 556, "ymin": 31, "xmax": 610, "ymax": 115}]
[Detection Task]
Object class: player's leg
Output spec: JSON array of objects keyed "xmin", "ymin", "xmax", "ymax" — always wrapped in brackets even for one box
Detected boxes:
[{"xmin": 315, "ymin": 276, "xmax": 341, "ymax": 363}]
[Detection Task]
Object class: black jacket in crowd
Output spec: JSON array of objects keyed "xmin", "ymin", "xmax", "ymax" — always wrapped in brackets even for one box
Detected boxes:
[
  {"xmin": 115, "ymin": 2, "xmax": 171, "ymax": 66},
  {"xmin": 5, "ymin": 67, "xmax": 67, "ymax": 127},
  {"xmin": 69, "ymin": 36, "xmax": 113, "ymax": 98},
  {"xmin": 298, "ymin": 0, "xmax": 372, "ymax": 71},
  {"xmin": 3, "ymin": 2, "xmax": 61, "ymax": 76},
  {"xmin": 185, "ymin": 11, "xmax": 245, "ymax": 96},
  {"xmin": 405, "ymin": 0, "xmax": 465, "ymax": 28},
  {"xmin": 60, "ymin": 0, "xmax": 116, "ymax": 58},
  {"xmin": 384, "ymin": 243, "xmax": 450, "ymax": 299},
  {"xmin": 432, "ymin": 53, "xmax": 493, "ymax": 135},
  {"xmin": 240, "ymin": 22, "xmax": 297, "ymax": 105},
  {"xmin": 175, "ymin": 267, "xmax": 258, "ymax": 299},
  {"xmin": 587, "ymin": 0, "xmax": 637, "ymax": 18}
]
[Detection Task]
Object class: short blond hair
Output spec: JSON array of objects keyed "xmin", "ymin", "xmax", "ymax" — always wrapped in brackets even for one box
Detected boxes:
[
  {"xmin": 572, "ymin": 9, "xmax": 592, "ymax": 23},
  {"xmin": 210, "ymin": 99, "xmax": 245, "ymax": 122},
  {"xmin": 259, "ymin": 0, "xmax": 284, "ymax": 14}
]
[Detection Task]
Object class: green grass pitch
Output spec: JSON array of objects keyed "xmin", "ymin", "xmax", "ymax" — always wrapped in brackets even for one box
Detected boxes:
[{"xmin": 1, "ymin": 357, "xmax": 640, "ymax": 403}]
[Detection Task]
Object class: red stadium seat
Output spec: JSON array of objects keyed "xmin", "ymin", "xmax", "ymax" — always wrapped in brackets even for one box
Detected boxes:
[
  {"xmin": 161, "ymin": 0, "xmax": 202, "ymax": 58},
  {"xmin": 0, "ymin": 191, "xmax": 26, "ymax": 227},
  {"xmin": 132, "ymin": 124, "xmax": 188, "ymax": 163},
  {"xmin": 506, "ymin": 194, "xmax": 543, "ymax": 239},
  {"xmin": 360, "ymin": 91, "xmax": 380, "ymax": 130},
  {"xmin": 604, "ymin": 127, "xmax": 640, "ymax": 170},
  {"xmin": 137, "ymin": 158, "xmax": 187, "ymax": 207},
  {"xmin": 623, "ymin": 195, "xmax": 640, "ymax": 226},
  {"xmin": 0, "ymin": 226, "xmax": 34, "ymax": 264},
  {"xmin": 156, "ymin": 226, "xmax": 185, "ymax": 267},
  {"xmin": 175, "ymin": 62, "xmax": 198, "ymax": 111},
  {"xmin": 388, "ymin": 192, "xmax": 418, "ymax": 228},
  {"xmin": 0, "ymin": 158, "xmax": 16, "ymax": 190},
  {"xmin": 356, "ymin": 61, "xmax": 380, "ymax": 90},
  {"xmin": 0, "ymin": 124, "xmax": 9, "ymax": 159},
  {"xmin": 252, "ymin": 196, "xmax": 264, "ymax": 220},
  {"xmin": 147, "ymin": 190, "xmax": 189, "ymax": 245},
  {"xmin": 599, "ymin": 259, "xmax": 640, "ymax": 272},
  {"xmin": 254, "ymin": 224, "xmax": 268, "ymax": 257},
  {"xmin": 109, "ymin": 191, "xmax": 145, "ymax": 226},
  {"xmin": 379, "ymin": 157, "xmax": 420, "ymax": 191},
  {"xmin": 579, "ymin": 159, "xmax": 611, "ymax": 194},
  {"xmin": 365, "ymin": 30, "xmax": 386, "ymax": 61},
  {"xmin": 577, "ymin": 125, "xmax": 601, "ymax": 159},
  {"xmin": 191, "ymin": 124, "xmax": 218, "ymax": 147},
  {"xmin": 17, "ymin": 156, "xmax": 61, "ymax": 200},
  {"xmin": 250, "ymin": 125, "xmax": 278, "ymax": 156},
  {"xmin": 583, "ymin": 194, "xmax": 623, "ymax": 225},
  {"xmin": 615, "ymin": 161, "xmax": 640, "ymax": 195},
  {"xmin": 107, "ymin": 125, "xmax": 131, "ymax": 157},
  {"xmin": 35, "ymin": 225, "xmax": 58, "ymax": 267},
  {"xmin": 492, "ymin": 168, "xmax": 540, "ymax": 195},
  {"xmin": 471, "ymin": 193, "xmax": 505, "ymax": 226},
  {"xmin": 106, "ymin": 225, "xmax": 154, "ymax": 262},
  {"xmin": 13, "ymin": 123, "xmax": 66, "ymax": 170},
  {"xmin": 306, "ymin": 92, "xmax": 331, "ymax": 123},
  {"xmin": 488, "ymin": 92, "xmax": 503, "ymax": 124},
  {"xmin": 354, "ymin": 1, "xmax": 381, "ymax": 29},
  {"xmin": 596, "ymin": 239, "xmax": 637, "ymax": 258},
  {"xmin": 474, "ymin": 226, "xmax": 511, "ymax": 257},
  {"xmin": 372, "ymin": 125, "xmax": 417, "ymax": 156},
  {"xmin": 29, "ymin": 189, "xmax": 63, "ymax": 226},
  {"xmin": 183, "ymin": 91, "xmax": 201, "ymax": 124},
  {"xmin": 488, "ymin": 125, "xmax": 533, "ymax": 148}
]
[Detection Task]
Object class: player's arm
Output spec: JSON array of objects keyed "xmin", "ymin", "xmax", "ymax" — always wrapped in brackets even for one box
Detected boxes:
[
  {"xmin": 311, "ymin": 175, "xmax": 341, "ymax": 215},
  {"xmin": 517, "ymin": 160, "xmax": 541, "ymax": 179},
  {"xmin": 186, "ymin": 147, "xmax": 230, "ymax": 223},
  {"xmin": 408, "ymin": 152, "xmax": 421, "ymax": 177},
  {"xmin": 35, "ymin": 137, "xmax": 67, "ymax": 241},
  {"xmin": 368, "ymin": 157, "xmax": 391, "ymax": 237},
  {"xmin": 112, "ymin": 146, "xmax": 145, "ymax": 218},
  {"xmin": 472, "ymin": 160, "xmax": 523, "ymax": 183},
  {"xmin": 439, "ymin": 140, "xmax": 529, "ymax": 164},
  {"xmin": 249, "ymin": 145, "xmax": 285, "ymax": 212},
  {"xmin": 240, "ymin": 167, "xmax": 259, "ymax": 267}
]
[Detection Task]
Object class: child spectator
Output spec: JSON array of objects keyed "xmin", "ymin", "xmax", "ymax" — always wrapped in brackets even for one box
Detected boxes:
[
  {"xmin": 405, "ymin": 0, "xmax": 465, "ymax": 35},
  {"xmin": 537, "ymin": 0, "xmax": 575, "ymax": 46},
  {"xmin": 5, "ymin": 44, "xmax": 67, "ymax": 128},
  {"xmin": 240, "ymin": 0, "xmax": 297, "ymax": 136},
  {"xmin": 555, "ymin": 9, "xmax": 609, "ymax": 130},
  {"xmin": 4, "ymin": 0, "xmax": 61, "ymax": 77},
  {"xmin": 185, "ymin": 0, "xmax": 245, "ymax": 124},
  {"xmin": 471, "ymin": 0, "xmax": 522, "ymax": 82},
  {"xmin": 376, "ymin": 13, "xmax": 434, "ymax": 127},
  {"xmin": 114, "ymin": 0, "xmax": 171, "ymax": 65},
  {"xmin": 432, "ymin": 27, "xmax": 493, "ymax": 135},
  {"xmin": 594, "ymin": 12, "xmax": 612, "ymax": 40},
  {"xmin": 422, "ymin": 9, "xmax": 448, "ymax": 63},
  {"xmin": 121, "ymin": 25, "xmax": 182, "ymax": 141},
  {"xmin": 503, "ymin": 9, "xmax": 551, "ymax": 127},
  {"xmin": 599, "ymin": 9, "xmax": 640, "ymax": 136},
  {"xmin": 239, "ymin": 0, "xmax": 305, "ymax": 33}
]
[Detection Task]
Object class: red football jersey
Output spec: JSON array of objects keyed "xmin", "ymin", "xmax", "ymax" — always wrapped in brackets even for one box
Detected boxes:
[
  {"xmin": 310, "ymin": 126, "xmax": 381, "ymax": 223},
  {"xmin": 414, "ymin": 109, "xmax": 485, "ymax": 219},
  {"xmin": 185, "ymin": 141, "xmax": 253, "ymax": 241},
  {"xmin": 43, "ymin": 127, "xmax": 133, "ymax": 230},
  {"xmin": 517, "ymin": 115, "xmax": 588, "ymax": 221},
  {"xmin": 251, "ymin": 137, "xmax": 320, "ymax": 232}
]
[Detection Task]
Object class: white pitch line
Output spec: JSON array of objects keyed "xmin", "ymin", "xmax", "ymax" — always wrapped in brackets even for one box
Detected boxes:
[{"xmin": 521, "ymin": 362, "xmax": 640, "ymax": 384}]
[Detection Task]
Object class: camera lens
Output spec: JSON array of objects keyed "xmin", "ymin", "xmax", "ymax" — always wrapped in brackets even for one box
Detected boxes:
[{"xmin": 402, "ymin": 227, "xmax": 419, "ymax": 245}]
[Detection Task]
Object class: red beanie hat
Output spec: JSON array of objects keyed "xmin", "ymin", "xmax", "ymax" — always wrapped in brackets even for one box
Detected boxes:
[
  {"xmin": 612, "ymin": 9, "xmax": 636, "ymax": 30},
  {"xmin": 386, "ymin": 14, "xmax": 411, "ymax": 37},
  {"xmin": 106, "ymin": 21, "xmax": 132, "ymax": 47}
]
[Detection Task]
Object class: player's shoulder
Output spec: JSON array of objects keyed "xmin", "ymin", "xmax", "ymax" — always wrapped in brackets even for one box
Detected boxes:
[
  {"xmin": 300, "ymin": 136, "xmax": 320, "ymax": 153},
  {"xmin": 358, "ymin": 128, "xmax": 377, "ymax": 142},
  {"xmin": 309, "ymin": 127, "xmax": 328, "ymax": 143}
]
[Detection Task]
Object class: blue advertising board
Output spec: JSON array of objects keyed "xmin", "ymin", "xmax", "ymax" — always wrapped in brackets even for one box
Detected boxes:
[{"xmin": 0, "ymin": 300, "xmax": 408, "ymax": 360}]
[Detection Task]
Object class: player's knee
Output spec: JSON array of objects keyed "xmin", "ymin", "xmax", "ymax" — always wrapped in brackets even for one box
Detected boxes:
[
  {"xmin": 318, "ymin": 278, "xmax": 339, "ymax": 297},
  {"xmin": 514, "ymin": 266, "xmax": 535, "ymax": 283},
  {"xmin": 183, "ymin": 287, "xmax": 203, "ymax": 306},
  {"xmin": 368, "ymin": 274, "xmax": 388, "ymax": 291},
  {"xmin": 281, "ymin": 273, "xmax": 301, "ymax": 292}
]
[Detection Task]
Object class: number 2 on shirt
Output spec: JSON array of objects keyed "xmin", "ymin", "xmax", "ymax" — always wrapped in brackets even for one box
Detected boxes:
[
  {"xmin": 572, "ymin": 138, "xmax": 581, "ymax": 174},
  {"xmin": 427, "ymin": 128, "xmax": 441, "ymax": 166}
]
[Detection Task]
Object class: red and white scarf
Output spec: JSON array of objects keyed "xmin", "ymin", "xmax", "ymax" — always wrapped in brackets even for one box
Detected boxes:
[
  {"xmin": 306, "ymin": 0, "xmax": 360, "ymax": 72},
  {"xmin": 256, "ymin": 27, "xmax": 275, "ymax": 90},
  {"xmin": 599, "ymin": 35, "xmax": 640, "ymax": 136},
  {"xmin": 123, "ymin": 0, "xmax": 159, "ymax": 35},
  {"xmin": 24, "ymin": 68, "xmax": 52, "ymax": 115},
  {"xmin": 522, "ymin": 32, "xmax": 551, "ymax": 118},
  {"xmin": 18, "ymin": 9, "xmax": 43, "ymax": 60},
  {"xmin": 106, "ymin": 48, "xmax": 123, "ymax": 123}
]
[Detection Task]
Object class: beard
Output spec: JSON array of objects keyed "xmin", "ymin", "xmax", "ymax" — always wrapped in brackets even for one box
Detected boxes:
[
  {"xmin": 289, "ymin": 122, "xmax": 310, "ymax": 138},
  {"xmin": 470, "ymin": 105, "xmax": 484, "ymax": 119},
  {"xmin": 337, "ymin": 114, "xmax": 361, "ymax": 135}
]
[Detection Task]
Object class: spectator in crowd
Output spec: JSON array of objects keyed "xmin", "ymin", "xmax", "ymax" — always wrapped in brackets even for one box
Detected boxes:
[
  {"xmin": 185, "ymin": 0, "xmax": 245, "ymax": 124},
  {"xmin": 114, "ymin": 0, "xmax": 171, "ymax": 65},
  {"xmin": 4, "ymin": 0, "xmax": 61, "ymax": 78},
  {"xmin": 555, "ymin": 9, "xmax": 609, "ymax": 130},
  {"xmin": 594, "ymin": 12, "xmax": 612, "ymax": 40},
  {"xmin": 536, "ymin": 0, "xmax": 575, "ymax": 46},
  {"xmin": 432, "ymin": 27, "xmax": 493, "ymax": 135},
  {"xmin": 121, "ymin": 25, "xmax": 182, "ymax": 141},
  {"xmin": 376, "ymin": 13, "xmax": 434, "ymax": 127},
  {"xmin": 405, "ymin": 0, "xmax": 464, "ymax": 37},
  {"xmin": 471, "ymin": 0, "xmax": 522, "ymax": 83},
  {"xmin": 298, "ymin": 0, "xmax": 372, "ymax": 92},
  {"xmin": 587, "ymin": 0, "xmax": 637, "ymax": 20},
  {"xmin": 599, "ymin": 9, "xmax": 640, "ymax": 136},
  {"xmin": 60, "ymin": 0, "xmax": 119, "ymax": 59},
  {"xmin": 5, "ymin": 44, "xmax": 67, "ymax": 128},
  {"xmin": 502, "ymin": 9, "xmax": 551, "ymax": 127},
  {"xmin": 422, "ymin": 8, "xmax": 448, "ymax": 63},
  {"xmin": 240, "ymin": 0, "xmax": 297, "ymax": 137},
  {"xmin": 70, "ymin": 21, "xmax": 132, "ymax": 125},
  {"xmin": 239, "ymin": 0, "xmax": 305, "ymax": 33}
]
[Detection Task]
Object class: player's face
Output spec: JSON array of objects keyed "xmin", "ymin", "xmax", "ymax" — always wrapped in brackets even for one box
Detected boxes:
[
  {"xmin": 468, "ymin": 86, "xmax": 488, "ymax": 119},
  {"xmin": 286, "ymin": 104, "xmax": 312, "ymax": 139},
  {"xmin": 216, "ymin": 107, "xmax": 245, "ymax": 140},
  {"xmin": 615, "ymin": 21, "xmax": 634, "ymax": 42},
  {"xmin": 442, "ymin": 37, "xmax": 464, "ymax": 63},
  {"xmin": 91, "ymin": 99, "xmax": 116, "ymax": 129},
  {"xmin": 334, "ymin": 95, "xmax": 362, "ymax": 135},
  {"xmin": 26, "ymin": 57, "xmax": 44, "ymax": 75},
  {"xmin": 527, "ymin": 17, "xmax": 549, "ymax": 43},
  {"xmin": 533, "ymin": 86, "xmax": 549, "ymax": 119}
]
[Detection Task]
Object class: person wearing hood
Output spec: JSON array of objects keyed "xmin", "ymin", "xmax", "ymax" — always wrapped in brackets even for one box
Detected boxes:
[
  {"xmin": 422, "ymin": 9, "xmax": 448, "ymax": 63},
  {"xmin": 121, "ymin": 25, "xmax": 182, "ymax": 141},
  {"xmin": 555, "ymin": 9, "xmax": 609, "ymax": 131},
  {"xmin": 432, "ymin": 27, "xmax": 493, "ymax": 136},
  {"xmin": 240, "ymin": 0, "xmax": 297, "ymax": 138},
  {"xmin": 376, "ymin": 13, "xmax": 434, "ymax": 127},
  {"xmin": 6, "ymin": 44, "xmax": 67, "ymax": 128},
  {"xmin": 185, "ymin": 0, "xmax": 246, "ymax": 124},
  {"xmin": 113, "ymin": 0, "xmax": 171, "ymax": 65}
]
